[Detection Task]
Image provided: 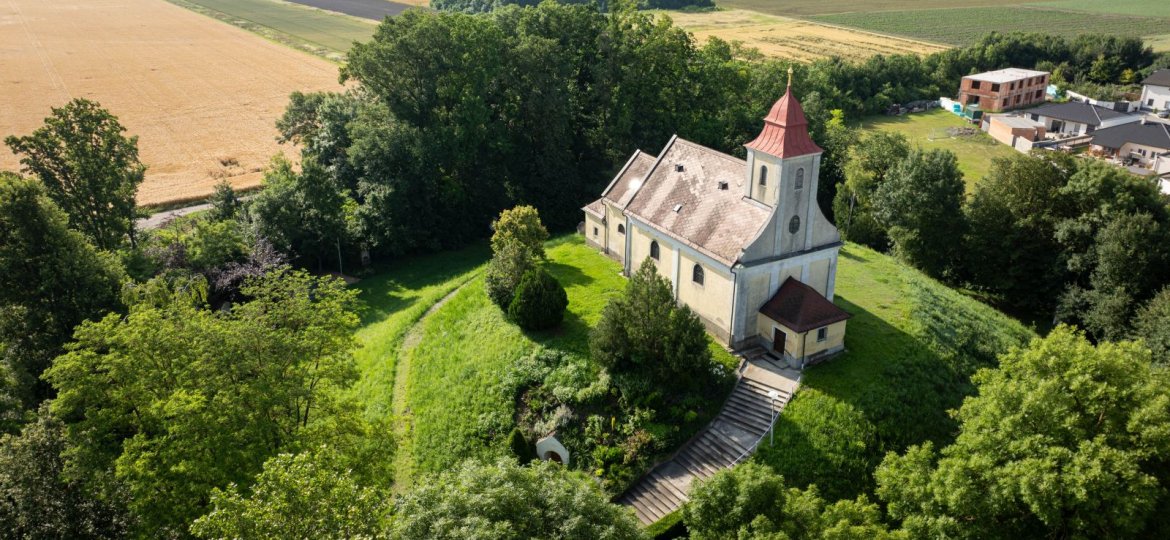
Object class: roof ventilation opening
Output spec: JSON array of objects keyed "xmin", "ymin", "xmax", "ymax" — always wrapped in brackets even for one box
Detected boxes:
[
  {"xmin": 673, "ymin": 204, "xmax": 683, "ymax": 213},
  {"xmin": 717, "ymin": 181, "xmax": 729, "ymax": 190},
  {"xmin": 675, "ymin": 163, "xmax": 685, "ymax": 172}
]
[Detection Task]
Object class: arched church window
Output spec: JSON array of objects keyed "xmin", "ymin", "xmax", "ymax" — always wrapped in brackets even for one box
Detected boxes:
[
  {"xmin": 692, "ymin": 264, "xmax": 705, "ymax": 285},
  {"xmin": 650, "ymin": 241, "xmax": 660, "ymax": 260},
  {"xmin": 759, "ymin": 165, "xmax": 768, "ymax": 186},
  {"xmin": 617, "ymin": 224, "xmax": 625, "ymax": 234},
  {"xmin": 795, "ymin": 168, "xmax": 805, "ymax": 190},
  {"xmin": 789, "ymin": 215, "xmax": 801, "ymax": 234}
]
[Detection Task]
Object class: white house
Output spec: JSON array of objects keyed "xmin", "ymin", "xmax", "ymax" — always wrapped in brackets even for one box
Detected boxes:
[
  {"xmin": 1140, "ymin": 69, "xmax": 1170, "ymax": 112},
  {"xmin": 583, "ymin": 76, "xmax": 849, "ymax": 366}
]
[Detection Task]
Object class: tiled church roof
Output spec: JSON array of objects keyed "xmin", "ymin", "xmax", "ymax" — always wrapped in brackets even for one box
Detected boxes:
[{"xmin": 624, "ymin": 137, "xmax": 772, "ymax": 266}]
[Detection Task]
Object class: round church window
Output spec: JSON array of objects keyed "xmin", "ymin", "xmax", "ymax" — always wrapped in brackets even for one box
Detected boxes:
[{"xmin": 789, "ymin": 215, "xmax": 801, "ymax": 234}]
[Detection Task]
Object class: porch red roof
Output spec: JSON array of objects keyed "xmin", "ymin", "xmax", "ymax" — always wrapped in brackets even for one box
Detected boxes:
[{"xmin": 759, "ymin": 277, "xmax": 850, "ymax": 333}]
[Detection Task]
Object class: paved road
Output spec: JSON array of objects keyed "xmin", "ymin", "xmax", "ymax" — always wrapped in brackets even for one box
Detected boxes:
[
  {"xmin": 137, "ymin": 202, "xmax": 214, "ymax": 230},
  {"xmin": 285, "ymin": 0, "xmax": 414, "ymax": 20}
]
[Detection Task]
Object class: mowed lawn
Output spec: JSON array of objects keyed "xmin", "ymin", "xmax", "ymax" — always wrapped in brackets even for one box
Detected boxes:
[
  {"xmin": 755, "ymin": 242, "xmax": 1034, "ymax": 498},
  {"xmin": 349, "ymin": 243, "xmax": 490, "ymax": 420},
  {"xmin": 861, "ymin": 109, "xmax": 1018, "ymax": 189},
  {"xmin": 170, "ymin": 0, "xmax": 377, "ymax": 55},
  {"xmin": 811, "ymin": 6, "xmax": 1170, "ymax": 47},
  {"xmin": 395, "ymin": 235, "xmax": 739, "ymax": 485}
]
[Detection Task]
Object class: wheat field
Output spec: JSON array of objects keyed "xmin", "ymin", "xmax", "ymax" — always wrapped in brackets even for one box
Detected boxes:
[{"xmin": 0, "ymin": 0, "xmax": 343, "ymax": 206}]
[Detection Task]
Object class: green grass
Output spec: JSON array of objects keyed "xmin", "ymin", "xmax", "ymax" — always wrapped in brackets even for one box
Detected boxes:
[
  {"xmin": 349, "ymin": 243, "xmax": 490, "ymax": 420},
  {"xmin": 862, "ymin": 109, "xmax": 1018, "ymax": 189},
  {"xmin": 811, "ymin": 7, "xmax": 1170, "ymax": 47},
  {"xmin": 754, "ymin": 242, "xmax": 1034, "ymax": 500},
  {"xmin": 1031, "ymin": 0, "xmax": 1170, "ymax": 18},
  {"xmin": 167, "ymin": 0, "xmax": 378, "ymax": 60},
  {"xmin": 396, "ymin": 235, "xmax": 738, "ymax": 483}
]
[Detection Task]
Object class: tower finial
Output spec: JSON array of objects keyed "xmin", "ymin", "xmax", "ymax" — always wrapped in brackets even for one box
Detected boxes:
[{"xmin": 787, "ymin": 66, "xmax": 793, "ymax": 89}]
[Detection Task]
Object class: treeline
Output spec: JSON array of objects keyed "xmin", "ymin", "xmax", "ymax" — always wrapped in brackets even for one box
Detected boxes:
[
  {"xmin": 834, "ymin": 133, "xmax": 1170, "ymax": 361},
  {"xmin": 262, "ymin": 1, "xmax": 1163, "ymax": 276}
]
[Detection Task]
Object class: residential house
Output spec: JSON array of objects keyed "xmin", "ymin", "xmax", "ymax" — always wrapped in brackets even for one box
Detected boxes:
[
  {"xmin": 1026, "ymin": 101, "xmax": 1140, "ymax": 137},
  {"xmin": 958, "ymin": 68, "xmax": 1049, "ymax": 112},
  {"xmin": 583, "ymin": 76, "xmax": 849, "ymax": 366},
  {"xmin": 1089, "ymin": 118, "xmax": 1170, "ymax": 171},
  {"xmin": 983, "ymin": 114, "xmax": 1046, "ymax": 152},
  {"xmin": 1141, "ymin": 69, "xmax": 1170, "ymax": 112}
]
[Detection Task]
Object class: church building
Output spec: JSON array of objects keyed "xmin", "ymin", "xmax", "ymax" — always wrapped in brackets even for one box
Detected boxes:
[{"xmin": 582, "ymin": 78, "xmax": 850, "ymax": 367}]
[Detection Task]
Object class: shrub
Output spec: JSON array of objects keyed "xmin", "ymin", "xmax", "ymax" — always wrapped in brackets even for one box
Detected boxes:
[
  {"xmin": 507, "ymin": 268, "xmax": 568, "ymax": 331},
  {"xmin": 484, "ymin": 241, "xmax": 536, "ymax": 309},
  {"xmin": 491, "ymin": 205, "xmax": 548, "ymax": 259}
]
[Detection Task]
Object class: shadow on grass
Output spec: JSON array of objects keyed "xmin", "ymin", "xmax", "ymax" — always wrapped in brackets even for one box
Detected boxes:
[
  {"xmin": 356, "ymin": 242, "xmax": 490, "ymax": 325},
  {"xmin": 546, "ymin": 260, "xmax": 593, "ymax": 288}
]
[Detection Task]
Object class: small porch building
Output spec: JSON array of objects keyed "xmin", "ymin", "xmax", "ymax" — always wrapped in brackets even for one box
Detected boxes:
[{"xmin": 756, "ymin": 278, "xmax": 851, "ymax": 368}]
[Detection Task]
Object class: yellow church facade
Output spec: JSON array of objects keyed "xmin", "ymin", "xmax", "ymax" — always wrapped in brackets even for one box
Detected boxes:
[{"xmin": 583, "ymin": 83, "xmax": 850, "ymax": 367}]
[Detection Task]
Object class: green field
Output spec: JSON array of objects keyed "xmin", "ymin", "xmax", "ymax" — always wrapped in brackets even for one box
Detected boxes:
[
  {"xmin": 754, "ymin": 242, "xmax": 1034, "ymax": 499},
  {"xmin": 862, "ymin": 109, "xmax": 1017, "ymax": 189},
  {"xmin": 715, "ymin": 0, "xmax": 1028, "ymax": 17},
  {"xmin": 167, "ymin": 0, "xmax": 377, "ymax": 59},
  {"xmin": 810, "ymin": 6, "xmax": 1170, "ymax": 46},
  {"xmin": 1031, "ymin": 0, "xmax": 1170, "ymax": 18}
]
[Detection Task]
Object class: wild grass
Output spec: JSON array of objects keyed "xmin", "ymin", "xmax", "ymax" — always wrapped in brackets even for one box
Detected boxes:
[
  {"xmin": 861, "ymin": 109, "xmax": 1019, "ymax": 190},
  {"xmin": 754, "ymin": 243, "xmax": 1034, "ymax": 500}
]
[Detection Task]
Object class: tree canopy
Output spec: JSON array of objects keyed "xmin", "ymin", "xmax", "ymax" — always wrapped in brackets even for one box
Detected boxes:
[
  {"xmin": 389, "ymin": 458, "xmax": 642, "ymax": 539},
  {"xmin": 876, "ymin": 326, "xmax": 1170, "ymax": 539},
  {"xmin": 0, "ymin": 172, "xmax": 125, "ymax": 405},
  {"xmin": 5, "ymin": 99, "xmax": 143, "ymax": 250},
  {"xmin": 45, "ymin": 270, "xmax": 364, "ymax": 535}
]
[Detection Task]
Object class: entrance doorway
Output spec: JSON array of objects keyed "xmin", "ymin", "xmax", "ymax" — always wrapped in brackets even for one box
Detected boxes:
[{"xmin": 772, "ymin": 328, "xmax": 786, "ymax": 354}]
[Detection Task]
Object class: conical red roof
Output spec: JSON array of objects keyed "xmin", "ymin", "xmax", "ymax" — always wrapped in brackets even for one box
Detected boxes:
[{"xmin": 745, "ymin": 87, "xmax": 822, "ymax": 159}]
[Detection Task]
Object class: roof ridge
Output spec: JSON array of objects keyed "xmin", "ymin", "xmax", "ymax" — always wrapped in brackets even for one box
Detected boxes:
[{"xmin": 672, "ymin": 136, "xmax": 747, "ymax": 166}]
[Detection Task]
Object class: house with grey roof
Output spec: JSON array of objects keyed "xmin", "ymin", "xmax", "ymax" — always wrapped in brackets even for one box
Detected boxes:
[
  {"xmin": 583, "ymin": 76, "xmax": 849, "ymax": 365},
  {"xmin": 1089, "ymin": 118, "xmax": 1170, "ymax": 175},
  {"xmin": 1141, "ymin": 69, "xmax": 1170, "ymax": 112},
  {"xmin": 1026, "ymin": 101, "xmax": 1141, "ymax": 137}
]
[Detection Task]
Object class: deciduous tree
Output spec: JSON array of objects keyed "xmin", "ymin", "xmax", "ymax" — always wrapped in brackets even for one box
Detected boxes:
[
  {"xmin": 390, "ymin": 458, "xmax": 642, "ymax": 540},
  {"xmin": 873, "ymin": 148, "xmax": 966, "ymax": 281},
  {"xmin": 45, "ymin": 270, "xmax": 363, "ymax": 535},
  {"xmin": 5, "ymin": 99, "xmax": 144, "ymax": 250},
  {"xmin": 0, "ymin": 173, "xmax": 125, "ymax": 404},
  {"xmin": 191, "ymin": 447, "xmax": 389, "ymax": 539},
  {"xmin": 876, "ymin": 326, "xmax": 1170, "ymax": 539}
]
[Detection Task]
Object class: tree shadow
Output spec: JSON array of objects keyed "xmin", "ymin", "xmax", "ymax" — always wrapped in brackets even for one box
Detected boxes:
[{"xmin": 545, "ymin": 260, "xmax": 593, "ymax": 288}]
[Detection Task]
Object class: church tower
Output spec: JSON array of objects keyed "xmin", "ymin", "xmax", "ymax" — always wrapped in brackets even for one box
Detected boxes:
[{"xmin": 743, "ymin": 68, "xmax": 826, "ymax": 257}]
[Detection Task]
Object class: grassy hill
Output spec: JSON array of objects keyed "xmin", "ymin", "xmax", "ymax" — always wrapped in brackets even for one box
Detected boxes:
[
  {"xmin": 755, "ymin": 242, "xmax": 1034, "ymax": 500},
  {"xmin": 350, "ymin": 235, "xmax": 1033, "ymax": 497}
]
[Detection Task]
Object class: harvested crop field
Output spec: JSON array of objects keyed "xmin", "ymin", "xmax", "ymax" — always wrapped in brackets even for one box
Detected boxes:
[
  {"xmin": 0, "ymin": 0, "xmax": 343, "ymax": 206},
  {"xmin": 663, "ymin": 9, "xmax": 947, "ymax": 61},
  {"xmin": 716, "ymin": 0, "xmax": 1029, "ymax": 17}
]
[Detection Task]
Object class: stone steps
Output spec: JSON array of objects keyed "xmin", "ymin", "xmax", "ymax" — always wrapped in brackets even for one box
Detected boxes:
[{"xmin": 617, "ymin": 357, "xmax": 799, "ymax": 525}]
